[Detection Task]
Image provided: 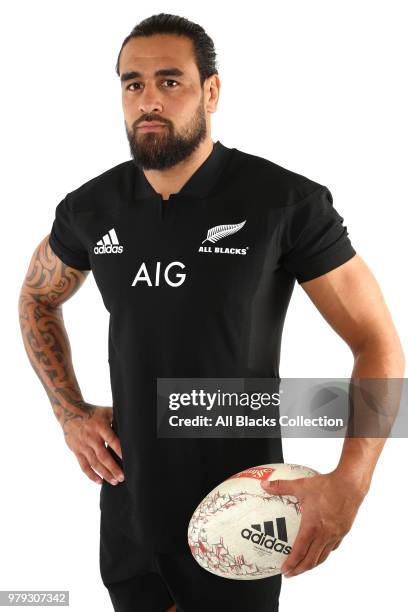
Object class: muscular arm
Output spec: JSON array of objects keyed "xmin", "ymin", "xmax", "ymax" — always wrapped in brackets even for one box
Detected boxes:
[
  {"xmin": 300, "ymin": 253, "xmax": 405, "ymax": 492},
  {"xmin": 18, "ymin": 235, "xmax": 124, "ymax": 485},
  {"xmin": 264, "ymin": 254, "xmax": 405, "ymax": 578},
  {"xmin": 18, "ymin": 235, "xmax": 93, "ymax": 435}
]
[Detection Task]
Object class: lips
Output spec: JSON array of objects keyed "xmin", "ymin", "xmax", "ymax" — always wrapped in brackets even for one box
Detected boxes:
[{"xmin": 137, "ymin": 122, "xmax": 167, "ymax": 129}]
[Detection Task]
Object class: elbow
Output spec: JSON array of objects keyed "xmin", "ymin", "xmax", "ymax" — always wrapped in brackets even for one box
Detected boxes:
[{"xmin": 352, "ymin": 335, "xmax": 406, "ymax": 377}]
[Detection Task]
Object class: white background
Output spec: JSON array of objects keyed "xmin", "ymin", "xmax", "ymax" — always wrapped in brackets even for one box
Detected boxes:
[{"xmin": 1, "ymin": 1, "xmax": 407, "ymax": 610}]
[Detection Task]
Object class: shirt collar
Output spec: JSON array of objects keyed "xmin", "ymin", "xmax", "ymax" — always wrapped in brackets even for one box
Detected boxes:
[{"xmin": 133, "ymin": 140, "xmax": 234, "ymax": 200}]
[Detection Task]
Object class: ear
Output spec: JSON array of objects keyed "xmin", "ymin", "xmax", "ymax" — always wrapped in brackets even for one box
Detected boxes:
[{"xmin": 205, "ymin": 74, "xmax": 221, "ymax": 113}]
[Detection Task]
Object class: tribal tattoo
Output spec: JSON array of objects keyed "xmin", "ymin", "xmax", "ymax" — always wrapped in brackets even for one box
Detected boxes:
[{"xmin": 18, "ymin": 235, "xmax": 94, "ymax": 435}]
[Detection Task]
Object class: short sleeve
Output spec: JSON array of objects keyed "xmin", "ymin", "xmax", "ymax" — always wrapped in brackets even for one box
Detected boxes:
[
  {"xmin": 280, "ymin": 185, "xmax": 356, "ymax": 283},
  {"xmin": 48, "ymin": 195, "xmax": 91, "ymax": 270}
]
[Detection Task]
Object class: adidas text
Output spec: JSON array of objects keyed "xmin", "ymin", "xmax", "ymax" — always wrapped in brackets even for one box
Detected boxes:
[
  {"xmin": 94, "ymin": 244, "xmax": 123, "ymax": 255},
  {"xmin": 241, "ymin": 528, "xmax": 292, "ymax": 555}
]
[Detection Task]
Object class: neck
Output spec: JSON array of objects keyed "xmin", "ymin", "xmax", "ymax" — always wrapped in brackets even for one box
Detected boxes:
[{"xmin": 142, "ymin": 138, "xmax": 214, "ymax": 200}]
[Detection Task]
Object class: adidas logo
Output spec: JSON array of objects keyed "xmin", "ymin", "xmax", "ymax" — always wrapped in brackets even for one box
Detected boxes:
[
  {"xmin": 241, "ymin": 518, "xmax": 292, "ymax": 555},
  {"xmin": 94, "ymin": 228, "xmax": 123, "ymax": 255}
]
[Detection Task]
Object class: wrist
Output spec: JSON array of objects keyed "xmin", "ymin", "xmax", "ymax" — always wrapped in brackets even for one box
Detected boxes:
[{"xmin": 331, "ymin": 466, "xmax": 371, "ymax": 498}]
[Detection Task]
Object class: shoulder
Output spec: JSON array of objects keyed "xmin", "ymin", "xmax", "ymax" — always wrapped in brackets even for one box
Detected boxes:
[
  {"xmin": 64, "ymin": 160, "xmax": 135, "ymax": 213},
  {"xmin": 229, "ymin": 145, "xmax": 327, "ymax": 208}
]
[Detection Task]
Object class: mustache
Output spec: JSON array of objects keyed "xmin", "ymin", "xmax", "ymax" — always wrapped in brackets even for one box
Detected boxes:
[{"xmin": 134, "ymin": 117, "xmax": 171, "ymax": 129}]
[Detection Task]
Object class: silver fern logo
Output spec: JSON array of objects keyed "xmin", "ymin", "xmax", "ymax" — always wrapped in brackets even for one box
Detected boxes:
[
  {"xmin": 201, "ymin": 220, "xmax": 246, "ymax": 244},
  {"xmin": 199, "ymin": 220, "xmax": 249, "ymax": 256}
]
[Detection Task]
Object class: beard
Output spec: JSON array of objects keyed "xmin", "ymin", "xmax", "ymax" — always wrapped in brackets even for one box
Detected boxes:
[{"xmin": 125, "ymin": 95, "xmax": 207, "ymax": 170}]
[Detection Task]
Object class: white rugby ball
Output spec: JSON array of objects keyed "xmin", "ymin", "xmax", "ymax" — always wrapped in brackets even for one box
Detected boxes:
[{"xmin": 188, "ymin": 463, "xmax": 318, "ymax": 580}]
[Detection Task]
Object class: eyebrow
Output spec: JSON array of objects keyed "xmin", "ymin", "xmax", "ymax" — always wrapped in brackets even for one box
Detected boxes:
[{"xmin": 120, "ymin": 68, "xmax": 184, "ymax": 83}]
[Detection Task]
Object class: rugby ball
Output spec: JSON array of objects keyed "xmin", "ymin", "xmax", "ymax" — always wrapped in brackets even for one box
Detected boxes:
[{"xmin": 188, "ymin": 463, "xmax": 318, "ymax": 579}]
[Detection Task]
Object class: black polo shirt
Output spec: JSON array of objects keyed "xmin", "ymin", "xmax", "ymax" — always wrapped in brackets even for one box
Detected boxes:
[{"xmin": 48, "ymin": 140, "xmax": 356, "ymax": 554}]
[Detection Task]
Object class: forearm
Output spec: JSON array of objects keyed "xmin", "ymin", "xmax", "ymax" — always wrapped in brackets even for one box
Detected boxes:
[
  {"xmin": 18, "ymin": 237, "xmax": 94, "ymax": 435},
  {"xmin": 334, "ymin": 339, "xmax": 405, "ymax": 494},
  {"xmin": 18, "ymin": 294, "xmax": 94, "ymax": 432}
]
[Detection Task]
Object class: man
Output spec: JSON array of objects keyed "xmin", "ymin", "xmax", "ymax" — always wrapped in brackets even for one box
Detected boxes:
[{"xmin": 18, "ymin": 12, "xmax": 404, "ymax": 612}]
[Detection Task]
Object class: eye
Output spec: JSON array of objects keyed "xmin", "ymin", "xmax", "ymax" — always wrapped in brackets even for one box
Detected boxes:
[
  {"xmin": 163, "ymin": 79, "xmax": 178, "ymax": 87},
  {"xmin": 126, "ymin": 82, "xmax": 141, "ymax": 91}
]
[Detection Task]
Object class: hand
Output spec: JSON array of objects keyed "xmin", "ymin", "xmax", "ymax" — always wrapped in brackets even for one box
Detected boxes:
[
  {"xmin": 260, "ymin": 470, "xmax": 368, "ymax": 577},
  {"xmin": 63, "ymin": 404, "xmax": 124, "ymax": 486}
]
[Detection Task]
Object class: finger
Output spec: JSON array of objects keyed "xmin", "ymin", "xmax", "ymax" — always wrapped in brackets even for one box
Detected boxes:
[
  {"xmin": 76, "ymin": 453, "xmax": 103, "ymax": 485},
  {"xmin": 315, "ymin": 540, "xmax": 337, "ymax": 566},
  {"xmin": 91, "ymin": 442, "xmax": 124, "ymax": 482},
  {"xmin": 281, "ymin": 529, "xmax": 315, "ymax": 575},
  {"xmin": 284, "ymin": 538, "xmax": 325, "ymax": 577},
  {"xmin": 261, "ymin": 478, "xmax": 301, "ymax": 497},
  {"xmin": 331, "ymin": 538, "xmax": 343, "ymax": 551},
  {"xmin": 102, "ymin": 427, "xmax": 123, "ymax": 460},
  {"xmin": 86, "ymin": 447, "xmax": 120, "ymax": 485}
]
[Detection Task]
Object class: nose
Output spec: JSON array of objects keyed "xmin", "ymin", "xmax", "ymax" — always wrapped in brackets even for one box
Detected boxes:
[{"xmin": 139, "ymin": 82, "xmax": 163, "ymax": 114}]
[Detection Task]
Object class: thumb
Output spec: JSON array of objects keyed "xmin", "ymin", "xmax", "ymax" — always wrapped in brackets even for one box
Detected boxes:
[{"xmin": 260, "ymin": 478, "xmax": 299, "ymax": 496}]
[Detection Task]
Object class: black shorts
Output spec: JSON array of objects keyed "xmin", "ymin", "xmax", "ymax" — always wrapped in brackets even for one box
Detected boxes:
[{"xmin": 99, "ymin": 507, "xmax": 282, "ymax": 612}]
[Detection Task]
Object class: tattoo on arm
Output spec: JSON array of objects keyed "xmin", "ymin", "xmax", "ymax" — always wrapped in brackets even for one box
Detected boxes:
[{"xmin": 18, "ymin": 236, "xmax": 95, "ymax": 435}]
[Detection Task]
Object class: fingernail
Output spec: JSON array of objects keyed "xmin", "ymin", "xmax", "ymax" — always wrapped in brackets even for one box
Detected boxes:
[
  {"xmin": 118, "ymin": 474, "xmax": 124, "ymax": 482},
  {"xmin": 111, "ymin": 479, "xmax": 118, "ymax": 485}
]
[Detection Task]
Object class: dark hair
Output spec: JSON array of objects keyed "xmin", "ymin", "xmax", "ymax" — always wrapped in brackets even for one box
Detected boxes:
[{"xmin": 115, "ymin": 13, "xmax": 218, "ymax": 86}]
